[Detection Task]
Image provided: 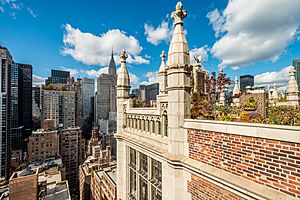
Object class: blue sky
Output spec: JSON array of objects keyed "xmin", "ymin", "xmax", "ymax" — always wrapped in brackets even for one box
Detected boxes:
[{"xmin": 1, "ymin": 0, "xmax": 300, "ymax": 89}]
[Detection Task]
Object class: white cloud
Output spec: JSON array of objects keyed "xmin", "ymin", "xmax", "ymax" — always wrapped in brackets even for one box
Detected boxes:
[
  {"xmin": 190, "ymin": 45, "xmax": 209, "ymax": 65},
  {"xmin": 85, "ymin": 67, "xmax": 108, "ymax": 78},
  {"xmin": 207, "ymin": 9, "xmax": 224, "ymax": 37},
  {"xmin": 129, "ymin": 73, "xmax": 139, "ymax": 85},
  {"xmin": 62, "ymin": 24, "xmax": 149, "ymax": 66},
  {"xmin": 32, "ymin": 74, "xmax": 45, "ymax": 85},
  {"xmin": 140, "ymin": 71, "xmax": 159, "ymax": 85},
  {"xmin": 254, "ymin": 66, "xmax": 292, "ymax": 88},
  {"xmin": 61, "ymin": 66, "xmax": 78, "ymax": 76},
  {"xmin": 1, "ymin": 0, "xmax": 37, "ymax": 18},
  {"xmin": 231, "ymin": 66, "xmax": 240, "ymax": 70},
  {"xmin": 208, "ymin": 0, "xmax": 300, "ymax": 68},
  {"xmin": 26, "ymin": 7, "xmax": 37, "ymax": 18},
  {"xmin": 144, "ymin": 21, "xmax": 172, "ymax": 45}
]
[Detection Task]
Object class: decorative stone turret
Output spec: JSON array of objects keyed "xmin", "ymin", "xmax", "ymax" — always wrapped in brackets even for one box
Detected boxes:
[
  {"xmin": 286, "ymin": 66, "xmax": 299, "ymax": 106},
  {"xmin": 116, "ymin": 49, "xmax": 130, "ymax": 132},
  {"xmin": 158, "ymin": 50, "xmax": 167, "ymax": 94},
  {"xmin": 192, "ymin": 55, "xmax": 203, "ymax": 93},
  {"xmin": 166, "ymin": 2, "xmax": 191, "ymax": 156},
  {"xmin": 233, "ymin": 76, "xmax": 240, "ymax": 96},
  {"xmin": 272, "ymin": 83, "xmax": 279, "ymax": 100},
  {"xmin": 232, "ymin": 76, "xmax": 240, "ymax": 106},
  {"xmin": 218, "ymin": 67, "xmax": 226, "ymax": 106}
]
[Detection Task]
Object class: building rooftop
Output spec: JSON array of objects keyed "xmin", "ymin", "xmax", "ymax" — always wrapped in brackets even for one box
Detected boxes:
[
  {"xmin": 28, "ymin": 157, "xmax": 63, "ymax": 172},
  {"xmin": 44, "ymin": 181, "xmax": 71, "ymax": 200}
]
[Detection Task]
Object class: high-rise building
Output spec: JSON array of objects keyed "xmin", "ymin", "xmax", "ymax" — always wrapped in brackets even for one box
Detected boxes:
[
  {"xmin": 0, "ymin": 46, "xmax": 12, "ymax": 181},
  {"xmin": 32, "ymin": 86, "xmax": 41, "ymax": 109},
  {"xmin": 41, "ymin": 90, "xmax": 75, "ymax": 129},
  {"xmin": 74, "ymin": 79, "xmax": 83, "ymax": 127},
  {"xmin": 96, "ymin": 74, "xmax": 116, "ymax": 120},
  {"xmin": 240, "ymin": 75, "xmax": 254, "ymax": 91},
  {"xmin": 11, "ymin": 64, "xmax": 23, "ymax": 152},
  {"xmin": 59, "ymin": 128, "xmax": 85, "ymax": 198},
  {"xmin": 81, "ymin": 78, "xmax": 95, "ymax": 120},
  {"xmin": 95, "ymin": 52, "xmax": 117, "ymax": 122},
  {"xmin": 45, "ymin": 69, "xmax": 70, "ymax": 86},
  {"xmin": 27, "ymin": 129, "xmax": 59, "ymax": 163},
  {"xmin": 292, "ymin": 59, "xmax": 300, "ymax": 89},
  {"xmin": 17, "ymin": 63, "xmax": 32, "ymax": 142},
  {"xmin": 145, "ymin": 83, "xmax": 159, "ymax": 102}
]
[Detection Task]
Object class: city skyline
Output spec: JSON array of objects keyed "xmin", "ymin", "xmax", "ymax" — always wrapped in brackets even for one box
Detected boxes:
[{"xmin": 1, "ymin": 0, "xmax": 300, "ymax": 89}]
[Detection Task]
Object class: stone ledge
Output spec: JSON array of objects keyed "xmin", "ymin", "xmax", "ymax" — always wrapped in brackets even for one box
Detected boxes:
[{"xmin": 183, "ymin": 119, "xmax": 300, "ymax": 143}]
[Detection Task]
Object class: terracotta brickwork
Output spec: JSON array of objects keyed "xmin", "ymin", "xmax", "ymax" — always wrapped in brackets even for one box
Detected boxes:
[
  {"xmin": 188, "ymin": 129, "xmax": 300, "ymax": 198},
  {"xmin": 188, "ymin": 174, "xmax": 245, "ymax": 200}
]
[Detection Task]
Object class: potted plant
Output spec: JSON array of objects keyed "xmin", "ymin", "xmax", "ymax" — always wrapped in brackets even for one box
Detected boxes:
[{"xmin": 243, "ymin": 96, "xmax": 257, "ymax": 111}]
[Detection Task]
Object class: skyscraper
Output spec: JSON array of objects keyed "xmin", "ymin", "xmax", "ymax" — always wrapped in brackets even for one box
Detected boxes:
[
  {"xmin": 45, "ymin": 69, "xmax": 70, "ymax": 86},
  {"xmin": 240, "ymin": 75, "xmax": 254, "ymax": 91},
  {"xmin": 17, "ymin": 63, "xmax": 32, "ymax": 142},
  {"xmin": 95, "ymin": 52, "xmax": 117, "ymax": 122},
  {"xmin": 81, "ymin": 78, "xmax": 95, "ymax": 120},
  {"xmin": 11, "ymin": 64, "xmax": 23, "ymax": 152},
  {"xmin": 0, "ymin": 46, "xmax": 12, "ymax": 181},
  {"xmin": 292, "ymin": 59, "xmax": 300, "ymax": 89}
]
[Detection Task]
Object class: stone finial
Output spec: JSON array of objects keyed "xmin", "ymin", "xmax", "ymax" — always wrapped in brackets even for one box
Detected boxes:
[
  {"xmin": 289, "ymin": 66, "xmax": 296, "ymax": 76},
  {"xmin": 219, "ymin": 66, "xmax": 223, "ymax": 74},
  {"xmin": 160, "ymin": 50, "xmax": 166, "ymax": 62},
  {"xmin": 120, "ymin": 49, "xmax": 128, "ymax": 63},
  {"xmin": 171, "ymin": 2, "xmax": 187, "ymax": 25},
  {"xmin": 193, "ymin": 54, "xmax": 203, "ymax": 66},
  {"xmin": 117, "ymin": 49, "xmax": 130, "ymax": 87},
  {"xmin": 233, "ymin": 76, "xmax": 240, "ymax": 96}
]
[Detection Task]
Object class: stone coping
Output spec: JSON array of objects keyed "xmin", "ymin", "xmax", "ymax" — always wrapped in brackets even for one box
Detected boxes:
[{"xmin": 183, "ymin": 119, "xmax": 300, "ymax": 143}]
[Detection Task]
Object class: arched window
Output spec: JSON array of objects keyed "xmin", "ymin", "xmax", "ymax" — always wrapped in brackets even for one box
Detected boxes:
[{"xmin": 162, "ymin": 111, "xmax": 168, "ymax": 137}]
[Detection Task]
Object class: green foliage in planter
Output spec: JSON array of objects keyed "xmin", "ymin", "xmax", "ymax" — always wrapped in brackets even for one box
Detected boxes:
[
  {"xmin": 243, "ymin": 96, "xmax": 257, "ymax": 108},
  {"xmin": 220, "ymin": 115, "xmax": 232, "ymax": 121}
]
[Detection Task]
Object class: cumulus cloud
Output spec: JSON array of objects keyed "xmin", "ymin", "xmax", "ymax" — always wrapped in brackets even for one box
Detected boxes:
[
  {"xmin": 190, "ymin": 45, "xmax": 209, "ymax": 65},
  {"xmin": 85, "ymin": 67, "xmax": 108, "ymax": 78},
  {"xmin": 208, "ymin": 0, "xmax": 300, "ymax": 68},
  {"xmin": 144, "ymin": 21, "xmax": 172, "ymax": 45},
  {"xmin": 62, "ymin": 24, "xmax": 149, "ymax": 66},
  {"xmin": 32, "ymin": 74, "xmax": 45, "ymax": 85},
  {"xmin": 254, "ymin": 66, "xmax": 292, "ymax": 88},
  {"xmin": 61, "ymin": 66, "xmax": 78, "ymax": 76}
]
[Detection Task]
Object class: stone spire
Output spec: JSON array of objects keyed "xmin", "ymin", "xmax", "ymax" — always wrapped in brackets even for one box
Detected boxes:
[
  {"xmin": 167, "ymin": 2, "xmax": 189, "ymax": 66},
  {"xmin": 158, "ymin": 50, "xmax": 167, "ymax": 94},
  {"xmin": 117, "ymin": 49, "xmax": 130, "ymax": 88},
  {"xmin": 166, "ymin": 2, "xmax": 191, "ymax": 156},
  {"xmin": 233, "ymin": 76, "xmax": 240, "ymax": 96},
  {"xmin": 272, "ymin": 83, "xmax": 278, "ymax": 100},
  {"xmin": 108, "ymin": 48, "xmax": 117, "ymax": 77},
  {"xmin": 286, "ymin": 66, "xmax": 299, "ymax": 106}
]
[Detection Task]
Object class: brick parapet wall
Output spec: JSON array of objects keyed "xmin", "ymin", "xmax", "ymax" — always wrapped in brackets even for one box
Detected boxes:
[
  {"xmin": 188, "ymin": 128, "xmax": 300, "ymax": 198},
  {"xmin": 188, "ymin": 174, "xmax": 246, "ymax": 200}
]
